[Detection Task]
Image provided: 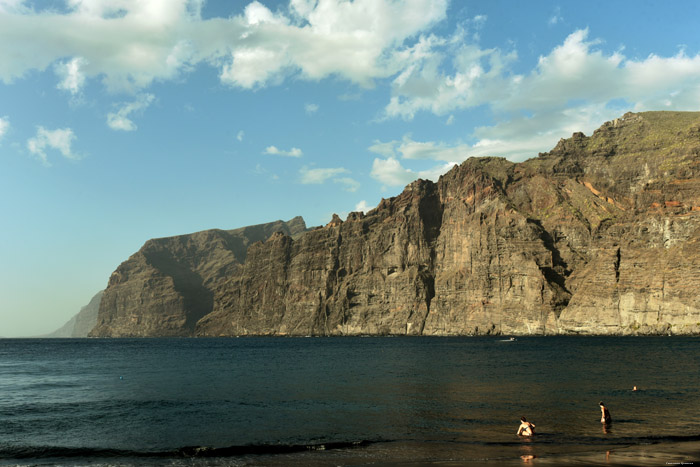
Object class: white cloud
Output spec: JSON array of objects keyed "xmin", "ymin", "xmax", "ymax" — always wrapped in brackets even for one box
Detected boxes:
[
  {"xmin": 370, "ymin": 156, "xmax": 455, "ymax": 187},
  {"xmin": 0, "ymin": 1, "xmax": 204, "ymax": 91},
  {"xmin": 264, "ymin": 145, "xmax": 302, "ymax": 157},
  {"xmin": 221, "ymin": 46, "xmax": 289, "ymax": 89},
  {"xmin": 0, "ymin": 0, "xmax": 449, "ymax": 92},
  {"xmin": 26, "ymin": 126, "xmax": 79, "ymax": 165},
  {"xmin": 368, "ymin": 140, "xmax": 396, "ymax": 158},
  {"xmin": 299, "ymin": 166, "xmax": 349, "ymax": 184},
  {"xmin": 354, "ymin": 200, "xmax": 375, "ymax": 213},
  {"xmin": 335, "ymin": 176, "xmax": 360, "ymax": 192},
  {"xmin": 305, "ymin": 103, "xmax": 319, "ymax": 115},
  {"xmin": 382, "ymin": 27, "xmax": 700, "ymax": 162},
  {"xmin": 4, "ymin": 3, "xmax": 700, "ymax": 174},
  {"xmin": 55, "ymin": 56, "xmax": 87, "ymax": 95},
  {"xmin": 398, "ymin": 138, "xmax": 466, "ymax": 161},
  {"xmin": 237, "ymin": 130, "xmax": 244, "ymax": 142},
  {"xmin": 384, "ymin": 37, "xmax": 517, "ymax": 119},
  {"xmin": 0, "ymin": 116, "xmax": 9, "ymax": 141},
  {"xmin": 107, "ymin": 93, "xmax": 155, "ymax": 131},
  {"xmin": 370, "ymin": 157, "xmax": 414, "ymax": 187},
  {"xmin": 369, "ymin": 135, "xmax": 467, "ymax": 162}
]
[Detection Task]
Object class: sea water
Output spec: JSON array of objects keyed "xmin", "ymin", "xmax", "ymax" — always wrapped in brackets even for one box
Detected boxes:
[{"xmin": 0, "ymin": 336, "xmax": 699, "ymax": 466}]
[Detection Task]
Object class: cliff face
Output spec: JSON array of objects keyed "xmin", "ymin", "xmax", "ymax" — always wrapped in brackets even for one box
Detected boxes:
[
  {"xmin": 89, "ymin": 218, "xmax": 307, "ymax": 337},
  {"xmin": 94, "ymin": 111, "xmax": 700, "ymax": 337}
]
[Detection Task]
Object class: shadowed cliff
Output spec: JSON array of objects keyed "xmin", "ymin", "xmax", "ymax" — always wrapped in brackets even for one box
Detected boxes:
[{"xmin": 91, "ymin": 111, "xmax": 700, "ymax": 337}]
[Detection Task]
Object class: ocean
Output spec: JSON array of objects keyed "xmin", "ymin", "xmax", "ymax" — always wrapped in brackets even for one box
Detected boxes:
[{"xmin": 0, "ymin": 336, "xmax": 699, "ymax": 466}]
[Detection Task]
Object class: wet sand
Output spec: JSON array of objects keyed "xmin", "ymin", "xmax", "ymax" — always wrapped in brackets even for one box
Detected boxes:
[
  {"xmin": 245, "ymin": 440, "xmax": 700, "ymax": 466},
  {"xmin": 514, "ymin": 441, "xmax": 700, "ymax": 466}
]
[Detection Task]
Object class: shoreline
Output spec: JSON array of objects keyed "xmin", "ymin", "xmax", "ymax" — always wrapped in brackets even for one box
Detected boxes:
[{"xmin": 233, "ymin": 438, "xmax": 700, "ymax": 467}]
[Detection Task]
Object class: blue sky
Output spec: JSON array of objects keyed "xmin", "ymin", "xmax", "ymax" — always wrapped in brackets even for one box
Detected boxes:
[{"xmin": 2, "ymin": 0, "xmax": 700, "ymax": 337}]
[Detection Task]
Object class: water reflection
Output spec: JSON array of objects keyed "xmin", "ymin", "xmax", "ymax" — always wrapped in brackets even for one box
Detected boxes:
[{"xmin": 519, "ymin": 444, "xmax": 536, "ymax": 463}]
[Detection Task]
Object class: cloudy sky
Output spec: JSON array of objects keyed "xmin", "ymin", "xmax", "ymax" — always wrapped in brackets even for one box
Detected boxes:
[{"xmin": 2, "ymin": 0, "xmax": 700, "ymax": 336}]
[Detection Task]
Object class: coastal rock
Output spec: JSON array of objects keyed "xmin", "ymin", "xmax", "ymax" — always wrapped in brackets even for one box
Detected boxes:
[
  {"xmin": 89, "ymin": 218, "xmax": 306, "ymax": 337},
  {"xmin": 94, "ymin": 111, "xmax": 700, "ymax": 337}
]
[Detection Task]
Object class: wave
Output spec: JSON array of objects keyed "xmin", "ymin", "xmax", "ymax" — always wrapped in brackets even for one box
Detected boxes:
[
  {"xmin": 6, "ymin": 433, "xmax": 698, "ymax": 462},
  {"xmin": 0, "ymin": 440, "xmax": 378, "ymax": 460}
]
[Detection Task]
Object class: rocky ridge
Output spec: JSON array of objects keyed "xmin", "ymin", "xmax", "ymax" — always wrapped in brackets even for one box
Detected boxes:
[{"xmin": 91, "ymin": 111, "xmax": 700, "ymax": 337}]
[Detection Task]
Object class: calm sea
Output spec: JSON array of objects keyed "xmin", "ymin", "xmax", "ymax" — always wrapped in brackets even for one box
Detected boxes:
[{"xmin": 0, "ymin": 337, "xmax": 699, "ymax": 466}]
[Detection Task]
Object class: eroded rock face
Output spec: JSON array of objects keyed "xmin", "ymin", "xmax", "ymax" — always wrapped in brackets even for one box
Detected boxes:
[
  {"xmin": 89, "ymin": 218, "xmax": 307, "ymax": 337},
  {"xmin": 94, "ymin": 111, "xmax": 700, "ymax": 336}
]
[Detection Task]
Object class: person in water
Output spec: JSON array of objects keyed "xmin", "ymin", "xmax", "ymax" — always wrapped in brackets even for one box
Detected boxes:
[
  {"xmin": 517, "ymin": 416, "xmax": 535, "ymax": 436},
  {"xmin": 599, "ymin": 401, "xmax": 611, "ymax": 424}
]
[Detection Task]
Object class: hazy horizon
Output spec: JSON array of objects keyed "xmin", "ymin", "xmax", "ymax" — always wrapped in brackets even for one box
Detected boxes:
[{"xmin": 2, "ymin": 0, "xmax": 700, "ymax": 337}]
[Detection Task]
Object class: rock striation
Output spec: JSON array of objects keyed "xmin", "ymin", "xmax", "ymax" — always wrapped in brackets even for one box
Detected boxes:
[
  {"xmin": 92, "ymin": 111, "xmax": 700, "ymax": 337},
  {"xmin": 89, "ymin": 218, "xmax": 306, "ymax": 337}
]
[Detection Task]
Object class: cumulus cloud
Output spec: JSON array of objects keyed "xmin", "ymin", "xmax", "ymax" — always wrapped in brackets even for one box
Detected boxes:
[
  {"xmin": 26, "ymin": 126, "xmax": 79, "ymax": 165},
  {"xmin": 264, "ymin": 145, "xmax": 302, "ymax": 157},
  {"xmin": 305, "ymin": 103, "xmax": 319, "ymax": 115},
  {"xmin": 107, "ymin": 93, "xmax": 155, "ymax": 131},
  {"xmin": 237, "ymin": 130, "xmax": 244, "ymax": 142},
  {"xmin": 0, "ymin": 116, "xmax": 9, "ymax": 141},
  {"xmin": 383, "ymin": 27, "xmax": 700, "ymax": 162},
  {"xmin": 384, "ymin": 34, "xmax": 517, "ymax": 120},
  {"xmin": 0, "ymin": 0, "xmax": 448, "ymax": 92},
  {"xmin": 217, "ymin": 0, "xmax": 450, "ymax": 89},
  {"xmin": 370, "ymin": 157, "xmax": 413, "ymax": 187},
  {"xmin": 0, "ymin": 1, "xmax": 204, "ymax": 91},
  {"xmin": 4, "ymin": 2, "xmax": 700, "ymax": 174},
  {"xmin": 354, "ymin": 199, "xmax": 375, "ymax": 213},
  {"xmin": 369, "ymin": 136, "xmax": 461, "ymax": 187},
  {"xmin": 55, "ymin": 56, "xmax": 87, "ymax": 95},
  {"xmin": 370, "ymin": 156, "xmax": 455, "ymax": 187}
]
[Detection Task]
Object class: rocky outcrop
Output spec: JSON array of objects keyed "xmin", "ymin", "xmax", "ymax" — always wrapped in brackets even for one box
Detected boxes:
[
  {"xmin": 44, "ymin": 291, "xmax": 103, "ymax": 337},
  {"xmin": 89, "ymin": 218, "xmax": 307, "ymax": 337},
  {"xmin": 94, "ymin": 111, "xmax": 700, "ymax": 337}
]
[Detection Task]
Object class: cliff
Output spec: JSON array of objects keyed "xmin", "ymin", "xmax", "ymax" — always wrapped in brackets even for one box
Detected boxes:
[
  {"xmin": 45, "ymin": 291, "xmax": 103, "ymax": 338},
  {"xmin": 92, "ymin": 111, "xmax": 700, "ymax": 337},
  {"xmin": 89, "ymin": 217, "xmax": 307, "ymax": 337}
]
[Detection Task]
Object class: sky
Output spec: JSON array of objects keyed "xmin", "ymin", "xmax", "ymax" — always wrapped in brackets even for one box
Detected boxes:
[{"xmin": 2, "ymin": 0, "xmax": 700, "ymax": 337}]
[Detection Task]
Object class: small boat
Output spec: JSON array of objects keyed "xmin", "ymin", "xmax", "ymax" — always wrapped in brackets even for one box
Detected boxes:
[{"xmin": 499, "ymin": 337, "xmax": 517, "ymax": 342}]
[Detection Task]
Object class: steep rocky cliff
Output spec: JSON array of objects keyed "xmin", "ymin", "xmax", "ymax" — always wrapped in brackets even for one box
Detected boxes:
[
  {"xmin": 90, "ymin": 218, "xmax": 306, "ymax": 336},
  {"xmin": 93, "ymin": 111, "xmax": 700, "ymax": 337}
]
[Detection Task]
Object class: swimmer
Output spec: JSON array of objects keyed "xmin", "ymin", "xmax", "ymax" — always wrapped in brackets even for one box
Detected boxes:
[
  {"xmin": 599, "ymin": 401, "xmax": 611, "ymax": 424},
  {"xmin": 517, "ymin": 416, "xmax": 535, "ymax": 436}
]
